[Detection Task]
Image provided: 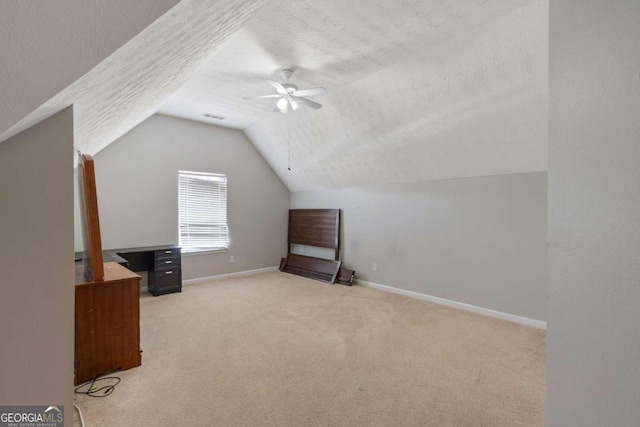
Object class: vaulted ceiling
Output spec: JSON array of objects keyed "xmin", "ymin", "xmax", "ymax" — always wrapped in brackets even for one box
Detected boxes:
[
  {"xmin": 1, "ymin": 0, "xmax": 547, "ymax": 192},
  {"xmin": 0, "ymin": 0, "xmax": 266, "ymax": 153},
  {"xmin": 0, "ymin": 0, "xmax": 181, "ymax": 139}
]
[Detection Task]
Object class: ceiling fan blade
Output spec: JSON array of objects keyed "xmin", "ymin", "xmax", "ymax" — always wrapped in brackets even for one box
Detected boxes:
[
  {"xmin": 294, "ymin": 87, "xmax": 327, "ymax": 97},
  {"xmin": 267, "ymin": 80, "xmax": 288, "ymax": 95},
  {"xmin": 295, "ymin": 96, "xmax": 323, "ymax": 110},
  {"xmin": 243, "ymin": 94, "xmax": 281, "ymax": 100}
]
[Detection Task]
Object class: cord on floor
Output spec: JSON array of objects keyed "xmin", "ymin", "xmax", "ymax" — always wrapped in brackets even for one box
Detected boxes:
[
  {"xmin": 74, "ymin": 374, "xmax": 121, "ymax": 397},
  {"xmin": 74, "ymin": 401, "xmax": 85, "ymax": 427}
]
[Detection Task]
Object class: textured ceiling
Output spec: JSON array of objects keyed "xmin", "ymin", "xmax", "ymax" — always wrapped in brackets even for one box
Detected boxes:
[
  {"xmin": 160, "ymin": 0, "xmax": 548, "ymax": 191},
  {"xmin": 0, "ymin": 0, "xmax": 180, "ymax": 141},
  {"xmin": 160, "ymin": 0, "xmax": 539, "ymax": 128},
  {"xmin": 2, "ymin": 0, "xmax": 266, "ymax": 155},
  {"xmin": 2, "ymin": 0, "xmax": 547, "ymax": 191}
]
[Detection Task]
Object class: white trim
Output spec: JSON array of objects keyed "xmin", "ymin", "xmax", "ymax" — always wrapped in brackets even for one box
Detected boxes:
[
  {"xmin": 356, "ymin": 279, "xmax": 547, "ymax": 330},
  {"xmin": 181, "ymin": 248, "xmax": 228, "ymax": 257},
  {"xmin": 182, "ymin": 266, "xmax": 279, "ymax": 286},
  {"xmin": 140, "ymin": 266, "xmax": 279, "ymax": 294}
]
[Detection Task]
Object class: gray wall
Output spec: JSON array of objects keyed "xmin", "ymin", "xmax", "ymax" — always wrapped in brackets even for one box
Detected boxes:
[
  {"xmin": 0, "ymin": 108, "xmax": 74, "ymax": 421},
  {"xmin": 74, "ymin": 114, "xmax": 289, "ymax": 280},
  {"xmin": 547, "ymin": 1, "xmax": 640, "ymax": 425},
  {"xmin": 291, "ymin": 172, "xmax": 547, "ymax": 321}
]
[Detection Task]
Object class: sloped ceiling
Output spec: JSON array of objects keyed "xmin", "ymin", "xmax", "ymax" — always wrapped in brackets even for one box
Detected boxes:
[
  {"xmin": 2, "ymin": 0, "xmax": 546, "ymax": 192},
  {"xmin": 1, "ymin": 0, "xmax": 266, "ymax": 154},
  {"xmin": 0, "ymin": 0, "xmax": 181, "ymax": 140},
  {"xmin": 161, "ymin": 0, "xmax": 548, "ymax": 191}
]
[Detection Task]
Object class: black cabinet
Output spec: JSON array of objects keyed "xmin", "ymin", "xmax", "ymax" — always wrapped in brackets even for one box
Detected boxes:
[
  {"xmin": 76, "ymin": 245, "xmax": 183, "ymax": 297},
  {"xmin": 148, "ymin": 247, "xmax": 182, "ymax": 296}
]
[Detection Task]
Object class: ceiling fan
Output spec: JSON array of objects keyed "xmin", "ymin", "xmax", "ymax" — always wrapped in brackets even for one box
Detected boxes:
[{"xmin": 244, "ymin": 69, "xmax": 327, "ymax": 113}]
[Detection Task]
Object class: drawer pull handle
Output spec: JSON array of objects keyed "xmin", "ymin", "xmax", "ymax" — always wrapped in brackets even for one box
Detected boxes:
[
  {"xmin": 165, "ymin": 271, "xmax": 173, "ymax": 275},
  {"xmin": 164, "ymin": 260, "xmax": 172, "ymax": 264},
  {"xmin": 164, "ymin": 250, "xmax": 172, "ymax": 254}
]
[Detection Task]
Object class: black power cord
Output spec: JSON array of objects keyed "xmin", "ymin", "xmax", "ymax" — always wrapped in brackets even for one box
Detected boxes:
[{"xmin": 74, "ymin": 373, "xmax": 121, "ymax": 397}]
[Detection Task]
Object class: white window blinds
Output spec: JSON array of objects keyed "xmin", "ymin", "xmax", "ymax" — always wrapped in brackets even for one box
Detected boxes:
[{"xmin": 178, "ymin": 171, "xmax": 228, "ymax": 252}]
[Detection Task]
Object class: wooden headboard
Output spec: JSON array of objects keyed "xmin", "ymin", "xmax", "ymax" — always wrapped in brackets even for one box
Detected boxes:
[
  {"xmin": 281, "ymin": 209, "xmax": 342, "ymax": 284},
  {"xmin": 288, "ymin": 209, "xmax": 340, "ymax": 260}
]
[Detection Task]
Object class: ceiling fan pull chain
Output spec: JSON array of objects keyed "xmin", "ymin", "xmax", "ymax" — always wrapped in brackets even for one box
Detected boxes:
[{"xmin": 288, "ymin": 115, "xmax": 291, "ymax": 171}]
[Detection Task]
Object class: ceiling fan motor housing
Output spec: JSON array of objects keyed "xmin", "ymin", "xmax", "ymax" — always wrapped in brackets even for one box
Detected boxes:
[
  {"xmin": 283, "ymin": 83, "xmax": 298, "ymax": 93},
  {"xmin": 245, "ymin": 68, "xmax": 326, "ymax": 112},
  {"xmin": 282, "ymin": 68, "xmax": 294, "ymax": 80}
]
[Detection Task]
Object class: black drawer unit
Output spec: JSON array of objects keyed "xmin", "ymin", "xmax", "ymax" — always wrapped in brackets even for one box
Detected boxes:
[{"xmin": 148, "ymin": 247, "xmax": 182, "ymax": 296}]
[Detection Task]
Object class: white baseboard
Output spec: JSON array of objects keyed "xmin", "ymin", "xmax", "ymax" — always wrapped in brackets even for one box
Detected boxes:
[
  {"xmin": 141, "ymin": 266, "xmax": 278, "ymax": 294},
  {"xmin": 356, "ymin": 279, "xmax": 546, "ymax": 330},
  {"xmin": 182, "ymin": 266, "xmax": 279, "ymax": 286}
]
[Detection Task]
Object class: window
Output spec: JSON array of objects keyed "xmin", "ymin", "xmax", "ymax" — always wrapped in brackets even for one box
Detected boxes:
[{"xmin": 178, "ymin": 171, "xmax": 228, "ymax": 252}]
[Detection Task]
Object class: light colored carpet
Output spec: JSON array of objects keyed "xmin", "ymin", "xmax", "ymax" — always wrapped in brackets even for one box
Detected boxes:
[{"xmin": 74, "ymin": 271, "xmax": 546, "ymax": 426}]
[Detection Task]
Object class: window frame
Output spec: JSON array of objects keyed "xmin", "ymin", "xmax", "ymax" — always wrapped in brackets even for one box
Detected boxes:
[{"xmin": 178, "ymin": 170, "xmax": 229, "ymax": 254}]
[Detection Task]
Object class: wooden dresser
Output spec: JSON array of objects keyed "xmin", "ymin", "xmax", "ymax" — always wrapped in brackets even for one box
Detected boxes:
[{"xmin": 75, "ymin": 262, "xmax": 141, "ymax": 384}]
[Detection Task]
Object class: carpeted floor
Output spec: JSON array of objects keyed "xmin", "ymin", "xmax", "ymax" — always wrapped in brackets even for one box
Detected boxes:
[{"xmin": 73, "ymin": 271, "xmax": 546, "ymax": 426}]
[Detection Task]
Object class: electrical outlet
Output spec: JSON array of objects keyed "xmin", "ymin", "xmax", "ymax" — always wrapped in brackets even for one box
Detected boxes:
[
  {"xmin": 372, "ymin": 263, "xmax": 377, "ymax": 272},
  {"xmin": 229, "ymin": 255, "xmax": 234, "ymax": 263}
]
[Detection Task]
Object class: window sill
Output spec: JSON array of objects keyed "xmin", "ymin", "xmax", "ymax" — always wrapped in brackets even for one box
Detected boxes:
[{"xmin": 181, "ymin": 248, "xmax": 229, "ymax": 257}]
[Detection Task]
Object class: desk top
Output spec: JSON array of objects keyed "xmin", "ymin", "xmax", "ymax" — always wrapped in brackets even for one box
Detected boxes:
[
  {"xmin": 113, "ymin": 244, "xmax": 180, "ymax": 254},
  {"xmin": 74, "ymin": 245, "xmax": 180, "ymax": 262},
  {"xmin": 76, "ymin": 262, "xmax": 141, "ymax": 286},
  {"xmin": 75, "ymin": 245, "xmax": 181, "ymax": 282}
]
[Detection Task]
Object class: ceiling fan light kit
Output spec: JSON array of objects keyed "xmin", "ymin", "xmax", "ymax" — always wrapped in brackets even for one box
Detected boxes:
[{"xmin": 244, "ymin": 68, "xmax": 327, "ymax": 113}]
